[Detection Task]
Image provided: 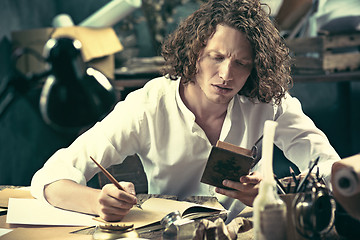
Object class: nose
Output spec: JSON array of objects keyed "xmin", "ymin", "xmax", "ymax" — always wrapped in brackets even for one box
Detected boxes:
[{"xmin": 219, "ymin": 60, "xmax": 233, "ymax": 81}]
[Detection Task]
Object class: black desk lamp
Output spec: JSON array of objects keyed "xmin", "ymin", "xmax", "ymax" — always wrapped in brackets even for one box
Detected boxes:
[
  {"xmin": 40, "ymin": 37, "xmax": 117, "ymax": 131},
  {"xmin": 0, "ymin": 36, "xmax": 117, "ymax": 132}
]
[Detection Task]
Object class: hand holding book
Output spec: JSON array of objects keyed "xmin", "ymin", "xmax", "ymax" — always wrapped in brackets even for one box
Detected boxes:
[{"xmin": 200, "ymin": 141, "xmax": 257, "ymax": 190}]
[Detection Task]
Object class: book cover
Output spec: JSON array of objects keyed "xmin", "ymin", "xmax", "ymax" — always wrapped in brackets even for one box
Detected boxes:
[{"xmin": 200, "ymin": 141, "xmax": 255, "ymax": 189}]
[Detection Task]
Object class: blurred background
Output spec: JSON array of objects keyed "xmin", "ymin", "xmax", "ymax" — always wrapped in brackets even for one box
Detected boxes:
[{"xmin": 0, "ymin": 0, "xmax": 359, "ymax": 186}]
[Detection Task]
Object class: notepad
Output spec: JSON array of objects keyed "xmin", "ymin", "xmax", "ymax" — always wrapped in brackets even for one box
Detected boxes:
[
  {"xmin": 0, "ymin": 228, "xmax": 12, "ymax": 237},
  {"xmin": 94, "ymin": 197, "xmax": 227, "ymax": 229}
]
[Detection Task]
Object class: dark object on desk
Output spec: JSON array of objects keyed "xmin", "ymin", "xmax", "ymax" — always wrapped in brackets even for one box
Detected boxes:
[
  {"xmin": 292, "ymin": 176, "xmax": 336, "ymax": 239},
  {"xmin": 334, "ymin": 202, "xmax": 360, "ymax": 240},
  {"xmin": 331, "ymin": 154, "xmax": 360, "ymax": 239}
]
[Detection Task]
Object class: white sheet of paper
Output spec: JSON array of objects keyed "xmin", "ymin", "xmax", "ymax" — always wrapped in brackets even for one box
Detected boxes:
[
  {"xmin": 0, "ymin": 228, "xmax": 12, "ymax": 237},
  {"xmin": 6, "ymin": 198, "xmax": 98, "ymax": 226}
]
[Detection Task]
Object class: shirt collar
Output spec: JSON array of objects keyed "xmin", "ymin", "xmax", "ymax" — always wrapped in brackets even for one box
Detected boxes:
[
  {"xmin": 175, "ymin": 78, "xmax": 238, "ymax": 140},
  {"xmin": 175, "ymin": 78, "xmax": 196, "ymax": 123},
  {"xmin": 219, "ymin": 96, "xmax": 235, "ymax": 140}
]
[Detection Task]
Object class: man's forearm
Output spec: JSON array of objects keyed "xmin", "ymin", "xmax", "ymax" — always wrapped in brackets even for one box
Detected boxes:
[{"xmin": 44, "ymin": 179, "xmax": 100, "ymax": 216}]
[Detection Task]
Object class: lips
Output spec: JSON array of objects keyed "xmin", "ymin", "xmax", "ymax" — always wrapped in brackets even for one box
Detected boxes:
[{"xmin": 212, "ymin": 84, "xmax": 232, "ymax": 93}]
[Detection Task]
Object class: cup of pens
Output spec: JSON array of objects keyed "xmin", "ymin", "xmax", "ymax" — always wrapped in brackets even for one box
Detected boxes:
[
  {"xmin": 278, "ymin": 172, "xmax": 307, "ymax": 240},
  {"xmin": 280, "ymin": 194, "xmax": 307, "ymax": 240},
  {"xmin": 278, "ymin": 159, "xmax": 336, "ymax": 240}
]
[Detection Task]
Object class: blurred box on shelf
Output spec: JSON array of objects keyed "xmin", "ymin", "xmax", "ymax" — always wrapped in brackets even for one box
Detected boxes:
[
  {"xmin": 11, "ymin": 26, "xmax": 123, "ymax": 80},
  {"xmin": 286, "ymin": 33, "xmax": 360, "ymax": 74}
]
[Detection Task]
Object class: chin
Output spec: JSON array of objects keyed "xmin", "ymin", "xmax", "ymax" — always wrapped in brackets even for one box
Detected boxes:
[{"xmin": 212, "ymin": 96, "xmax": 232, "ymax": 104}]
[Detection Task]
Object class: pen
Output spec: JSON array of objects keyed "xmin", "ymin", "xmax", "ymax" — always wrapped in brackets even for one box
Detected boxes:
[
  {"xmin": 289, "ymin": 166, "xmax": 299, "ymax": 192},
  {"xmin": 296, "ymin": 156, "xmax": 320, "ymax": 193},
  {"xmin": 274, "ymin": 174, "xmax": 287, "ymax": 194},
  {"xmin": 90, "ymin": 156, "xmax": 142, "ymax": 210}
]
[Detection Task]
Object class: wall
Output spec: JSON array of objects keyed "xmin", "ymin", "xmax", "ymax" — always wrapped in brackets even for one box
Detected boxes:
[
  {"xmin": 0, "ymin": 0, "xmax": 359, "ymax": 186},
  {"xmin": 0, "ymin": 0, "xmax": 109, "ymax": 186},
  {"xmin": 291, "ymin": 81, "xmax": 360, "ymax": 159}
]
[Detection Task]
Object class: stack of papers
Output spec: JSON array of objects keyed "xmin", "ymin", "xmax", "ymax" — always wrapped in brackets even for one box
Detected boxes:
[{"xmin": 6, "ymin": 198, "xmax": 98, "ymax": 226}]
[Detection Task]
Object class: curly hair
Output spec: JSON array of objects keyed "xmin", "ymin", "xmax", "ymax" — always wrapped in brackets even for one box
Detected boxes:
[{"xmin": 161, "ymin": 0, "xmax": 293, "ymax": 104}]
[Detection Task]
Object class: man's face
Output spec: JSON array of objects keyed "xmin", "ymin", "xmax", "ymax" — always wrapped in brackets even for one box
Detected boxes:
[{"xmin": 195, "ymin": 24, "xmax": 253, "ymax": 104}]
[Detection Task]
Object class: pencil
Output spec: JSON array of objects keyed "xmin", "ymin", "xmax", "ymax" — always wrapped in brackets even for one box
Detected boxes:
[
  {"xmin": 296, "ymin": 156, "xmax": 320, "ymax": 193},
  {"xmin": 90, "ymin": 156, "xmax": 142, "ymax": 209},
  {"xmin": 274, "ymin": 174, "xmax": 287, "ymax": 194},
  {"xmin": 289, "ymin": 166, "xmax": 299, "ymax": 192}
]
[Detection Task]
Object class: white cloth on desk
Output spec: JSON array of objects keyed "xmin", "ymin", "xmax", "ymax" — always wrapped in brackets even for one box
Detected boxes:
[{"xmin": 31, "ymin": 76, "xmax": 340, "ymax": 223}]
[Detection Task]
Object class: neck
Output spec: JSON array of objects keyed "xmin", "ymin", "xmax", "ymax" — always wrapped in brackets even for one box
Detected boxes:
[{"xmin": 180, "ymin": 82, "xmax": 228, "ymax": 121}]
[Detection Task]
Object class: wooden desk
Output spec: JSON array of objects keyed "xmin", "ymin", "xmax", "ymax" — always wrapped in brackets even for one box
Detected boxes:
[
  {"xmin": 0, "ymin": 189, "xmax": 345, "ymax": 240},
  {"xmin": 0, "ymin": 215, "xmax": 92, "ymax": 240},
  {"xmin": 0, "ymin": 186, "xmax": 91, "ymax": 240},
  {"xmin": 0, "ymin": 188, "xmax": 229, "ymax": 240}
]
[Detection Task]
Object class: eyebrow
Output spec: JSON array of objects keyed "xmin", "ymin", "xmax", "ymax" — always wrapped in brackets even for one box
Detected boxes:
[{"xmin": 208, "ymin": 50, "xmax": 253, "ymax": 63}]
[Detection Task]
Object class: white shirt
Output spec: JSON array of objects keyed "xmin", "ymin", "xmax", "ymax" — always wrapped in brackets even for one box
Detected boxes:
[{"xmin": 31, "ymin": 76, "xmax": 340, "ymax": 222}]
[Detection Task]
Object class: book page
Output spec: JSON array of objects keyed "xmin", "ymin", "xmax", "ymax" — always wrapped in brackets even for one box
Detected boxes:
[
  {"xmin": 216, "ymin": 141, "xmax": 252, "ymax": 156},
  {"xmin": 94, "ymin": 197, "xmax": 225, "ymax": 229}
]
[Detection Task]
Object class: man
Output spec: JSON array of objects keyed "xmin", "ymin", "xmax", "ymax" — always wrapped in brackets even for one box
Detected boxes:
[{"xmin": 31, "ymin": 0, "xmax": 340, "ymax": 223}]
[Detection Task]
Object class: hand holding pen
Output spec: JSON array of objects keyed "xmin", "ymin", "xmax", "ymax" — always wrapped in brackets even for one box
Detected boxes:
[{"xmin": 90, "ymin": 156, "xmax": 142, "ymax": 221}]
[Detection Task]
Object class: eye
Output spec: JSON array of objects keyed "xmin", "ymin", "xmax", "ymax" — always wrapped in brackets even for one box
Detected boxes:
[
  {"xmin": 210, "ymin": 54, "xmax": 224, "ymax": 62},
  {"xmin": 235, "ymin": 60, "xmax": 245, "ymax": 66}
]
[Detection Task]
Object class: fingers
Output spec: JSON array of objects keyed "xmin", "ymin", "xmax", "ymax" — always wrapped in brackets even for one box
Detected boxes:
[
  {"xmin": 216, "ymin": 179, "xmax": 259, "ymax": 196},
  {"xmin": 98, "ymin": 199, "xmax": 132, "ymax": 221},
  {"xmin": 105, "ymin": 183, "xmax": 137, "ymax": 204},
  {"xmin": 222, "ymin": 179, "xmax": 255, "ymax": 192},
  {"xmin": 240, "ymin": 171, "xmax": 262, "ymax": 184},
  {"xmin": 119, "ymin": 181, "xmax": 137, "ymax": 196},
  {"xmin": 215, "ymin": 184, "xmax": 258, "ymax": 206},
  {"xmin": 215, "ymin": 172, "xmax": 262, "ymax": 207},
  {"xmin": 97, "ymin": 183, "xmax": 137, "ymax": 221},
  {"xmin": 222, "ymin": 171, "xmax": 262, "ymax": 191}
]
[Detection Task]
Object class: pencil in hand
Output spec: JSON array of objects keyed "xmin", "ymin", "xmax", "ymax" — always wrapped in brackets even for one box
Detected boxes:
[{"xmin": 90, "ymin": 156, "xmax": 142, "ymax": 210}]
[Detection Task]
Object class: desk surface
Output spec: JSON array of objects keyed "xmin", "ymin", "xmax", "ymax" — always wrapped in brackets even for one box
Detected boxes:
[
  {"xmin": 0, "ymin": 187, "xmax": 346, "ymax": 240},
  {"xmin": 0, "ymin": 190, "xmax": 233, "ymax": 240}
]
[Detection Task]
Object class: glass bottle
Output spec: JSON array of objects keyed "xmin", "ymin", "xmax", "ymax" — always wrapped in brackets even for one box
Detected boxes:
[
  {"xmin": 253, "ymin": 180, "xmax": 287, "ymax": 240},
  {"xmin": 253, "ymin": 120, "xmax": 287, "ymax": 240}
]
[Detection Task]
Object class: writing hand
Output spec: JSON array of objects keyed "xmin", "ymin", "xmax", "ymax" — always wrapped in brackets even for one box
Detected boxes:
[
  {"xmin": 97, "ymin": 181, "xmax": 138, "ymax": 221},
  {"xmin": 215, "ymin": 171, "xmax": 262, "ymax": 206}
]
